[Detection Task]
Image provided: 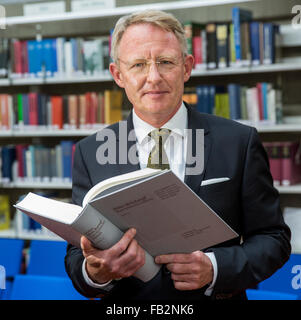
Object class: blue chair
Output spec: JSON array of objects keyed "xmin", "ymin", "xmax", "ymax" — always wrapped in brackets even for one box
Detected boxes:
[
  {"xmin": 0, "ymin": 239, "xmax": 24, "ymax": 300},
  {"xmin": 246, "ymin": 289, "xmax": 298, "ymax": 300},
  {"xmin": 10, "ymin": 274, "xmax": 87, "ymax": 300},
  {"xmin": 27, "ymin": 240, "xmax": 68, "ymax": 277},
  {"xmin": 258, "ymin": 254, "xmax": 301, "ymax": 299}
]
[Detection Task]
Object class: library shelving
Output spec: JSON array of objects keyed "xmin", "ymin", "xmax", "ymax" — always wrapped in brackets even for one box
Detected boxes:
[{"xmin": 0, "ymin": 0, "xmax": 301, "ymax": 244}]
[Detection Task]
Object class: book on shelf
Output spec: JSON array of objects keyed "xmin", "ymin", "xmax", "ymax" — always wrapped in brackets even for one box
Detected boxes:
[
  {"xmin": 232, "ymin": 7, "xmax": 253, "ymax": 66},
  {"xmin": 263, "ymin": 141, "xmax": 301, "ymax": 186},
  {"xmin": 216, "ymin": 23, "xmax": 230, "ymax": 69},
  {"xmin": 15, "ymin": 168, "xmax": 238, "ymax": 282},
  {"xmin": 104, "ymin": 90, "xmax": 123, "ymax": 124},
  {"xmin": 0, "ymin": 195, "xmax": 10, "ymax": 231},
  {"xmin": 10, "ymin": 36, "xmax": 111, "ymax": 79},
  {"xmin": 184, "ymin": 82, "xmax": 282, "ymax": 125},
  {"xmin": 0, "ymin": 90, "xmax": 120, "ymax": 131},
  {"xmin": 0, "ymin": 141, "xmax": 75, "ymax": 185}
]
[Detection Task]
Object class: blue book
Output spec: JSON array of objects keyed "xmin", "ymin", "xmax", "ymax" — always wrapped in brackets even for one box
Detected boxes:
[
  {"xmin": 232, "ymin": 7, "xmax": 252, "ymax": 64},
  {"xmin": 203, "ymin": 86, "xmax": 210, "ymax": 114},
  {"xmin": 71, "ymin": 38, "xmax": 78, "ymax": 72},
  {"xmin": 22, "ymin": 94, "xmax": 29, "ymax": 125},
  {"xmin": 60, "ymin": 140, "xmax": 74, "ymax": 180},
  {"xmin": 1, "ymin": 146, "xmax": 16, "ymax": 181},
  {"xmin": 196, "ymin": 86, "xmax": 205, "ymax": 113},
  {"xmin": 261, "ymin": 83, "xmax": 268, "ymax": 120},
  {"xmin": 228, "ymin": 84, "xmax": 241, "ymax": 120},
  {"xmin": 263, "ymin": 23, "xmax": 278, "ymax": 64},
  {"xmin": 51, "ymin": 38, "xmax": 58, "ymax": 74},
  {"xmin": 42, "ymin": 39, "xmax": 54, "ymax": 76},
  {"xmin": 250, "ymin": 21, "xmax": 260, "ymax": 65},
  {"xmin": 208, "ymin": 86, "xmax": 216, "ymax": 115},
  {"xmin": 27, "ymin": 40, "xmax": 38, "ymax": 75}
]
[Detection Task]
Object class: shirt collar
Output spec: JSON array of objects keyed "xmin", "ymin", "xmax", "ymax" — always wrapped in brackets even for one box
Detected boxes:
[{"xmin": 132, "ymin": 102, "xmax": 188, "ymax": 145}]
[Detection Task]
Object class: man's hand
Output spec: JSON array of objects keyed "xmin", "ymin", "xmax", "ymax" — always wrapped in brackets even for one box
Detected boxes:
[
  {"xmin": 81, "ymin": 228, "xmax": 145, "ymax": 284},
  {"xmin": 155, "ymin": 251, "xmax": 213, "ymax": 291}
]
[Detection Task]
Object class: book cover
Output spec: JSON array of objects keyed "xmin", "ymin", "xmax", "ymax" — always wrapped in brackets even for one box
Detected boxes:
[
  {"xmin": 232, "ymin": 7, "xmax": 253, "ymax": 66},
  {"xmin": 51, "ymin": 96, "xmax": 63, "ymax": 129},
  {"xmin": 104, "ymin": 90, "xmax": 123, "ymax": 124},
  {"xmin": 206, "ymin": 23, "xmax": 217, "ymax": 69},
  {"xmin": 15, "ymin": 169, "xmax": 238, "ymax": 282},
  {"xmin": 216, "ymin": 23, "xmax": 229, "ymax": 68},
  {"xmin": 0, "ymin": 195, "xmax": 10, "ymax": 231}
]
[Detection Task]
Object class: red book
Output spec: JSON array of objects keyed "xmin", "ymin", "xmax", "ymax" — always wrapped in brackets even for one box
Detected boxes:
[
  {"xmin": 13, "ymin": 40, "xmax": 22, "ymax": 74},
  {"xmin": 281, "ymin": 141, "xmax": 301, "ymax": 186},
  {"xmin": 90, "ymin": 92, "xmax": 98, "ymax": 126},
  {"xmin": 51, "ymin": 96, "xmax": 63, "ymax": 129},
  {"xmin": 21, "ymin": 41, "xmax": 29, "ymax": 74},
  {"xmin": 28, "ymin": 93, "xmax": 38, "ymax": 126},
  {"xmin": 193, "ymin": 36, "xmax": 202, "ymax": 68},
  {"xmin": 256, "ymin": 83, "xmax": 263, "ymax": 120},
  {"xmin": 15, "ymin": 144, "xmax": 27, "ymax": 178},
  {"xmin": 85, "ymin": 92, "xmax": 92, "ymax": 127}
]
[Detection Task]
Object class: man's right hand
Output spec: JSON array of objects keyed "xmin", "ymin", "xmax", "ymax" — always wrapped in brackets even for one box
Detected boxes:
[{"xmin": 80, "ymin": 228, "xmax": 146, "ymax": 284}]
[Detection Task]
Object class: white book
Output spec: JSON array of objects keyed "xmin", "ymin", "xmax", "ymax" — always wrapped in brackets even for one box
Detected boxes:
[{"xmin": 15, "ymin": 168, "xmax": 238, "ymax": 282}]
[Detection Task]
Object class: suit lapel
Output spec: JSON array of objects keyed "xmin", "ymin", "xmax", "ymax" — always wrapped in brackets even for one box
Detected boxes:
[{"xmin": 184, "ymin": 105, "xmax": 211, "ymax": 194}]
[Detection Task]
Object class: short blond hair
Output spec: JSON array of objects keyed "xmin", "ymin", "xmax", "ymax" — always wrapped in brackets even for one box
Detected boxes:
[{"xmin": 110, "ymin": 10, "xmax": 188, "ymax": 63}]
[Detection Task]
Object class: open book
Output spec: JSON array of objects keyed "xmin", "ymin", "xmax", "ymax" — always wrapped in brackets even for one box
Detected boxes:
[{"xmin": 15, "ymin": 168, "xmax": 238, "ymax": 282}]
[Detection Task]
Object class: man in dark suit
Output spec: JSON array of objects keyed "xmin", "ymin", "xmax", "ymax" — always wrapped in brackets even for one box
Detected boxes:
[{"xmin": 65, "ymin": 10, "xmax": 291, "ymax": 300}]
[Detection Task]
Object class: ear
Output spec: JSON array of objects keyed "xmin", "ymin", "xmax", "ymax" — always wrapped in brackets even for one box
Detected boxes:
[
  {"xmin": 183, "ymin": 54, "xmax": 194, "ymax": 83},
  {"xmin": 109, "ymin": 62, "xmax": 125, "ymax": 88}
]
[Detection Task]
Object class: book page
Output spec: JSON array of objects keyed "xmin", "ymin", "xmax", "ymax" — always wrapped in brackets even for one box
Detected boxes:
[
  {"xmin": 82, "ymin": 168, "xmax": 162, "ymax": 207},
  {"xmin": 15, "ymin": 193, "xmax": 82, "ymax": 224}
]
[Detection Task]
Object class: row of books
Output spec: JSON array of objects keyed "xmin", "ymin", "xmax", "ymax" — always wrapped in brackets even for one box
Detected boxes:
[
  {"xmin": 183, "ymin": 82, "xmax": 282, "ymax": 124},
  {"xmin": 184, "ymin": 7, "xmax": 279, "ymax": 70},
  {"xmin": 0, "ymin": 90, "xmax": 123, "ymax": 130},
  {"xmin": 6, "ymin": 36, "xmax": 111, "ymax": 79},
  {"xmin": 0, "ymin": 141, "xmax": 75, "ymax": 184},
  {"xmin": 263, "ymin": 141, "xmax": 301, "ymax": 186}
]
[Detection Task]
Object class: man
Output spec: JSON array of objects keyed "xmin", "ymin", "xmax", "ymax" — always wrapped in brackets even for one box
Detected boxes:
[{"xmin": 65, "ymin": 10, "xmax": 291, "ymax": 300}]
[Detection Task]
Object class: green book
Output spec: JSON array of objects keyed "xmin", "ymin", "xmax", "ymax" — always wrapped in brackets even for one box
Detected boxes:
[{"xmin": 17, "ymin": 93, "xmax": 23, "ymax": 125}]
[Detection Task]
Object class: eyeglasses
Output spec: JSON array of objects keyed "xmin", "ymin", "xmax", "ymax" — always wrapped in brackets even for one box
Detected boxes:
[{"xmin": 118, "ymin": 57, "xmax": 183, "ymax": 76}]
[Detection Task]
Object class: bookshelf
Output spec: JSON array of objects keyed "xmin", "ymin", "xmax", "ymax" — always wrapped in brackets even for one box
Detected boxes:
[{"xmin": 0, "ymin": 0, "xmax": 301, "ymax": 243}]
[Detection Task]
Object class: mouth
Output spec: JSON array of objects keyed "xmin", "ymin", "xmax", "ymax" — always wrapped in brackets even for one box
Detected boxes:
[{"xmin": 143, "ymin": 91, "xmax": 168, "ymax": 97}]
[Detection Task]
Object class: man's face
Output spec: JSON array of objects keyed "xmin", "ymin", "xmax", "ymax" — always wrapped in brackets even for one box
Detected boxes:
[{"xmin": 110, "ymin": 23, "xmax": 194, "ymax": 126}]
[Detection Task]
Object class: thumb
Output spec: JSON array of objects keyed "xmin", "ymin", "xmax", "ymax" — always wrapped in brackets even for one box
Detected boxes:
[{"xmin": 80, "ymin": 236, "xmax": 95, "ymax": 255}]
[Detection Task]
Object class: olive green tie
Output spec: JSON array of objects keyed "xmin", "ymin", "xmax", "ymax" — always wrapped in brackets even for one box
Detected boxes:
[{"xmin": 147, "ymin": 128, "xmax": 171, "ymax": 170}]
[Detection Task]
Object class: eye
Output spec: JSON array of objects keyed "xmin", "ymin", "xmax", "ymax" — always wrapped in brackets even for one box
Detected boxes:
[{"xmin": 132, "ymin": 62, "xmax": 145, "ymax": 68}]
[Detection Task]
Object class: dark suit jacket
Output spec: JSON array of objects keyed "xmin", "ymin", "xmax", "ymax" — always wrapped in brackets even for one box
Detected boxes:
[{"xmin": 65, "ymin": 104, "xmax": 291, "ymax": 301}]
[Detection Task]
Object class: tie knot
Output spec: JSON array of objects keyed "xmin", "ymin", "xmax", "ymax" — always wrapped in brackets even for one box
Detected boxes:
[{"xmin": 148, "ymin": 128, "xmax": 171, "ymax": 143}]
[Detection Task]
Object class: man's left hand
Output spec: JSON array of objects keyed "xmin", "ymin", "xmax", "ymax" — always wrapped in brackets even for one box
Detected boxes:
[{"xmin": 155, "ymin": 251, "xmax": 213, "ymax": 291}]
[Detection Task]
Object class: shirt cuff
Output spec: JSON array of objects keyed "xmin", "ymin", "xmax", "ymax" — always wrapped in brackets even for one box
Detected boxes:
[
  {"xmin": 82, "ymin": 258, "xmax": 113, "ymax": 289},
  {"xmin": 204, "ymin": 252, "xmax": 218, "ymax": 296}
]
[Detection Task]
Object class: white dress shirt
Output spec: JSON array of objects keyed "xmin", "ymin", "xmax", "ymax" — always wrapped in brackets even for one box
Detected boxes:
[{"xmin": 82, "ymin": 102, "xmax": 217, "ymax": 295}]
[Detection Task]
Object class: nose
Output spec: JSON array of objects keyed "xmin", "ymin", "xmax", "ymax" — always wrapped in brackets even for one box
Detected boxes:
[{"xmin": 146, "ymin": 62, "xmax": 162, "ymax": 83}]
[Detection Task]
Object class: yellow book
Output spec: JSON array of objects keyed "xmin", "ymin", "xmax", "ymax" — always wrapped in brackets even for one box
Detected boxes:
[
  {"xmin": 0, "ymin": 195, "xmax": 10, "ymax": 230},
  {"xmin": 104, "ymin": 90, "xmax": 123, "ymax": 124}
]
